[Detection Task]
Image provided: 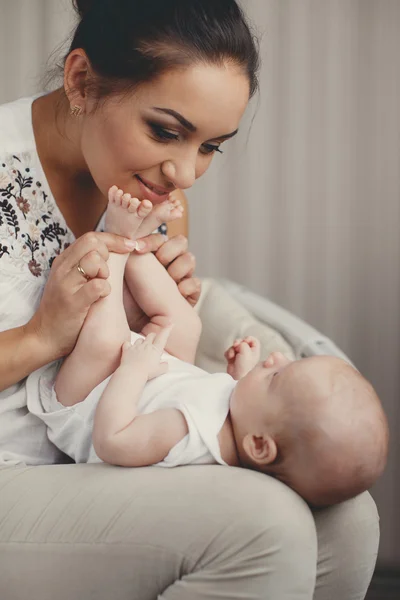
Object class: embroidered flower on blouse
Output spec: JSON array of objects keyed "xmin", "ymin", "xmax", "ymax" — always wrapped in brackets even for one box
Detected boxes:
[
  {"xmin": 16, "ymin": 196, "xmax": 31, "ymax": 215},
  {"xmin": 0, "ymin": 152, "xmax": 73, "ymax": 279},
  {"xmin": 28, "ymin": 259, "xmax": 42, "ymax": 278},
  {"xmin": 28, "ymin": 222, "xmax": 41, "ymax": 241},
  {"xmin": 0, "ymin": 172, "xmax": 11, "ymax": 188}
]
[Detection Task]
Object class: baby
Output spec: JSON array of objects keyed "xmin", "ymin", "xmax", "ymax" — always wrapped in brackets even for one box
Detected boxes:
[{"xmin": 28, "ymin": 186, "xmax": 389, "ymax": 508}]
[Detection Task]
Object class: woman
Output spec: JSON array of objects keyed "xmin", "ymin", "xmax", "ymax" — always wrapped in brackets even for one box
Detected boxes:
[{"xmin": 0, "ymin": 1, "xmax": 379, "ymax": 598}]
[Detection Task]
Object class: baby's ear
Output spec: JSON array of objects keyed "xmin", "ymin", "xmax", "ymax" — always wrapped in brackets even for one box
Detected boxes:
[{"xmin": 243, "ymin": 433, "xmax": 277, "ymax": 466}]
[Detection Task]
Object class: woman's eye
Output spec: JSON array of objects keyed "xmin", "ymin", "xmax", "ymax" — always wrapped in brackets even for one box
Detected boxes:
[
  {"xmin": 200, "ymin": 143, "xmax": 223, "ymax": 156},
  {"xmin": 150, "ymin": 124, "xmax": 179, "ymax": 142},
  {"xmin": 149, "ymin": 124, "xmax": 223, "ymax": 156}
]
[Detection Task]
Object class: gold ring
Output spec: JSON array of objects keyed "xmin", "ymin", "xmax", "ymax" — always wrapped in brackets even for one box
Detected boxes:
[{"xmin": 77, "ymin": 262, "xmax": 90, "ymax": 280}]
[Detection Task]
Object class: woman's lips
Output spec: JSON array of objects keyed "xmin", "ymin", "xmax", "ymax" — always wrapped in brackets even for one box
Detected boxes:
[{"xmin": 135, "ymin": 175, "xmax": 171, "ymax": 202}]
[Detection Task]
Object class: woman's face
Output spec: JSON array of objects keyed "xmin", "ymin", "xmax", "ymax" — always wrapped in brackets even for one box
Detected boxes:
[{"xmin": 79, "ymin": 63, "xmax": 250, "ymax": 203}]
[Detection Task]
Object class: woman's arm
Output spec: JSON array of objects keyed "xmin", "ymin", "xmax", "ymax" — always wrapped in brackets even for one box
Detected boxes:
[{"xmin": 0, "ymin": 325, "xmax": 55, "ymax": 392}]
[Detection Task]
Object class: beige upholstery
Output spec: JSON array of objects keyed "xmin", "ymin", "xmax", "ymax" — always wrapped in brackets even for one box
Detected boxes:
[
  {"xmin": 194, "ymin": 278, "xmax": 352, "ymax": 373},
  {"xmin": 194, "ymin": 278, "xmax": 295, "ymax": 372}
]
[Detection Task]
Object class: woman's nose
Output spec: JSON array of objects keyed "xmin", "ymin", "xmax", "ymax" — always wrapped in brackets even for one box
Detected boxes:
[{"xmin": 161, "ymin": 157, "xmax": 196, "ymax": 190}]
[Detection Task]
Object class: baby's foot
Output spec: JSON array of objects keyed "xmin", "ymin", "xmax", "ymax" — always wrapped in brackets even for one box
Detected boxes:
[
  {"xmin": 105, "ymin": 186, "xmax": 153, "ymax": 240},
  {"xmin": 135, "ymin": 197, "xmax": 184, "ymax": 239}
]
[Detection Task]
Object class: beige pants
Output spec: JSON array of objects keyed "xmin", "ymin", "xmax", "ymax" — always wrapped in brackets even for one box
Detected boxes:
[{"xmin": 0, "ymin": 464, "xmax": 379, "ymax": 600}]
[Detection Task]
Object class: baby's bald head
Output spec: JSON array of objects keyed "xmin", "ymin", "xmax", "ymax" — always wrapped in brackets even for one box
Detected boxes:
[{"xmin": 265, "ymin": 357, "xmax": 389, "ymax": 507}]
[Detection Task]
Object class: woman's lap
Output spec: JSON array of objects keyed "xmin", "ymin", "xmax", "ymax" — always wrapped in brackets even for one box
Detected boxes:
[
  {"xmin": 313, "ymin": 491, "xmax": 379, "ymax": 600},
  {"xmin": 0, "ymin": 463, "xmax": 378, "ymax": 600}
]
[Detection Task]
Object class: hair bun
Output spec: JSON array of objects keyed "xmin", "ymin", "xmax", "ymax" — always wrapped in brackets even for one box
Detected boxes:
[{"xmin": 73, "ymin": 0, "xmax": 95, "ymax": 19}]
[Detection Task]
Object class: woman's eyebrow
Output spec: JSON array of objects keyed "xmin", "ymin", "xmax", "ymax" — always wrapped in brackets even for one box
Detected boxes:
[
  {"xmin": 152, "ymin": 107, "xmax": 239, "ymax": 141},
  {"xmin": 152, "ymin": 107, "xmax": 197, "ymax": 132},
  {"xmin": 211, "ymin": 129, "xmax": 239, "ymax": 142}
]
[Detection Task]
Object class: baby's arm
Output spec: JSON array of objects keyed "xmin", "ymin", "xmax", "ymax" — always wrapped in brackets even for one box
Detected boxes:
[
  {"xmin": 225, "ymin": 337, "xmax": 261, "ymax": 380},
  {"xmin": 124, "ymin": 250, "xmax": 201, "ymax": 363},
  {"xmin": 93, "ymin": 327, "xmax": 188, "ymax": 467}
]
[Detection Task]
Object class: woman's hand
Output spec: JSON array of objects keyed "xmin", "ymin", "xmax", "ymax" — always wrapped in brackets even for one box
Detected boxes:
[
  {"xmin": 27, "ymin": 232, "xmax": 137, "ymax": 360},
  {"xmin": 136, "ymin": 233, "xmax": 202, "ymax": 307}
]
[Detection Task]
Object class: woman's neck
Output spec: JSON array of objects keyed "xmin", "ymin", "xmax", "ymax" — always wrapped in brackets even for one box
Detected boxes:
[
  {"xmin": 32, "ymin": 89, "xmax": 90, "ymax": 179},
  {"xmin": 32, "ymin": 89, "xmax": 107, "ymax": 236}
]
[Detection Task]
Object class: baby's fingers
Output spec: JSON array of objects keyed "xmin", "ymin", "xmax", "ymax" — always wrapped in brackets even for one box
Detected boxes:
[
  {"xmin": 247, "ymin": 337, "xmax": 260, "ymax": 352},
  {"xmin": 224, "ymin": 347, "xmax": 236, "ymax": 361},
  {"xmin": 144, "ymin": 332, "xmax": 157, "ymax": 346},
  {"xmin": 237, "ymin": 342, "xmax": 252, "ymax": 357},
  {"xmin": 153, "ymin": 323, "xmax": 174, "ymax": 353},
  {"xmin": 148, "ymin": 361, "xmax": 169, "ymax": 381}
]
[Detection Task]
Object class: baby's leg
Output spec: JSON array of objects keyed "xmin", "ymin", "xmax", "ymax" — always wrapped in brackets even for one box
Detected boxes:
[
  {"xmin": 124, "ymin": 253, "xmax": 202, "ymax": 363},
  {"xmin": 120, "ymin": 197, "xmax": 184, "ymax": 333},
  {"xmin": 55, "ymin": 188, "xmax": 152, "ymax": 407},
  {"xmin": 122, "ymin": 201, "xmax": 202, "ymax": 362}
]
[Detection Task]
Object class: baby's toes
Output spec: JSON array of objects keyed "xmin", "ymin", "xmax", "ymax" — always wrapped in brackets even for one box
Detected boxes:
[
  {"xmin": 136, "ymin": 199, "xmax": 153, "ymax": 219},
  {"xmin": 169, "ymin": 204, "xmax": 184, "ymax": 220},
  {"xmin": 126, "ymin": 196, "xmax": 141, "ymax": 214},
  {"xmin": 163, "ymin": 201, "xmax": 184, "ymax": 222},
  {"xmin": 115, "ymin": 188, "xmax": 124, "ymax": 206},
  {"xmin": 121, "ymin": 193, "xmax": 131, "ymax": 209},
  {"xmin": 108, "ymin": 185, "xmax": 119, "ymax": 204},
  {"xmin": 142, "ymin": 200, "xmax": 172, "ymax": 225},
  {"xmin": 169, "ymin": 198, "xmax": 183, "ymax": 211}
]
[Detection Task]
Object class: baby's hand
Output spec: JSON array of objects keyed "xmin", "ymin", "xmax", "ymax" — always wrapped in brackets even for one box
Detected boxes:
[
  {"xmin": 120, "ymin": 325, "xmax": 173, "ymax": 380},
  {"xmin": 224, "ymin": 336, "xmax": 261, "ymax": 380}
]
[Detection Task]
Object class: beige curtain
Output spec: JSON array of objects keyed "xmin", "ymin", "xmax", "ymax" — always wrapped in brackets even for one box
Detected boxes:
[{"xmin": 0, "ymin": 0, "xmax": 399, "ymax": 566}]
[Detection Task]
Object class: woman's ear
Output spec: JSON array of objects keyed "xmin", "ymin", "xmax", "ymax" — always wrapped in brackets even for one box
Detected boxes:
[
  {"xmin": 242, "ymin": 433, "xmax": 277, "ymax": 466},
  {"xmin": 64, "ymin": 49, "xmax": 92, "ymax": 112}
]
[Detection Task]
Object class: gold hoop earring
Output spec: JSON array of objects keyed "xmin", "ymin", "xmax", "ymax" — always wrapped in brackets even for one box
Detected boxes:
[{"xmin": 70, "ymin": 105, "xmax": 83, "ymax": 117}]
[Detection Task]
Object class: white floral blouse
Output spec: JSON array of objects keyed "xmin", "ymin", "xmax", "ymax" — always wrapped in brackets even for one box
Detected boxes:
[{"xmin": 0, "ymin": 95, "xmax": 165, "ymax": 466}]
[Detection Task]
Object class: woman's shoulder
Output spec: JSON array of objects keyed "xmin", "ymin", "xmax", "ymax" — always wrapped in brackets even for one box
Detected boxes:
[{"xmin": 0, "ymin": 96, "xmax": 37, "ymax": 155}]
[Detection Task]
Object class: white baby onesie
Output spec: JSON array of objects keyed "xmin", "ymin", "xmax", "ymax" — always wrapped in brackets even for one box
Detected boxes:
[{"xmin": 27, "ymin": 331, "xmax": 237, "ymax": 467}]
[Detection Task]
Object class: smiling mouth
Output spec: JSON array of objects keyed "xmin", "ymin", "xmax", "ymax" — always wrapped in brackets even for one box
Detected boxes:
[{"xmin": 135, "ymin": 175, "xmax": 171, "ymax": 196}]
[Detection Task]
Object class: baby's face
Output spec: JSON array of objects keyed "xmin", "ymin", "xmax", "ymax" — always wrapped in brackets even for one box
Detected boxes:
[{"xmin": 229, "ymin": 352, "xmax": 321, "ymax": 434}]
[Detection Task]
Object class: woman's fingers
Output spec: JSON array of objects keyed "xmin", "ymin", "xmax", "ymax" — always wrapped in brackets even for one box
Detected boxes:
[
  {"xmin": 166, "ymin": 252, "xmax": 195, "ymax": 282},
  {"xmin": 135, "ymin": 233, "xmax": 200, "ymax": 306},
  {"xmin": 155, "ymin": 235, "xmax": 188, "ymax": 268},
  {"xmin": 134, "ymin": 234, "xmax": 191, "ymax": 268},
  {"xmin": 134, "ymin": 232, "xmax": 166, "ymax": 254},
  {"xmin": 61, "ymin": 232, "xmax": 136, "ymax": 272},
  {"xmin": 177, "ymin": 277, "xmax": 202, "ymax": 307},
  {"xmin": 75, "ymin": 250, "xmax": 110, "ymax": 281},
  {"xmin": 74, "ymin": 278, "xmax": 111, "ymax": 310}
]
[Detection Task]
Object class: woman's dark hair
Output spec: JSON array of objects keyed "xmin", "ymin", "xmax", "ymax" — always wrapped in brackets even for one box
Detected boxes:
[{"xmin": 67, "ymin": 0, "xmax": 259, "ymax": 101}]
